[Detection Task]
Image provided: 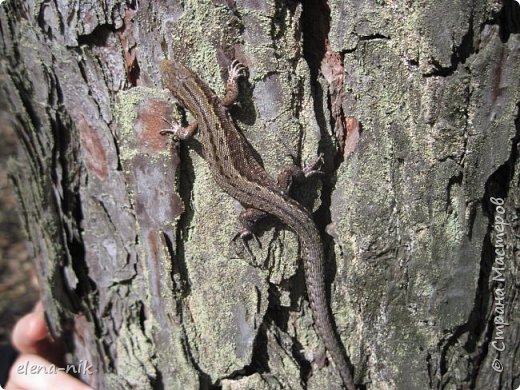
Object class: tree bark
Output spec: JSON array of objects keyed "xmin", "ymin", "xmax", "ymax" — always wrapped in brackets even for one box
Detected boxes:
[{"xmin": 0, "ymin": 0, "xmax": 519, "ymax": 389}]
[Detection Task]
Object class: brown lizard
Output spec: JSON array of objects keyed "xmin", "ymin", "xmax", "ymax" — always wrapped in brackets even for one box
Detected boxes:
[{"xmin": 160, "ymin": 59, "xmax": 356, "ymax": 389}]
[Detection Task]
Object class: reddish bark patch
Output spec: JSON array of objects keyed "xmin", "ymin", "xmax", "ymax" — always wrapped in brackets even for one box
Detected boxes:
[
  {"xmin": 135, "ymin": 99, "xmax": 172, "ymax": 152},
  {"xmin": 321, "ymin": 41, "xmax": 345, "ymax": 95},
  {"xmin": 148, "ymin": 230, "xmax": 159, "ymax": 263},
  {"xmin": 117, "ymin": 6, "xmax": 139, "ymax": 86},
  {"xmin": 146, "ymin": 231, "xmax": 163, "ymax": 299},
  {"xmin": 321, "ymin": 41, "xmax": 349, "ymax": 158},
  {"xmin": 78, "ymin": 117, "xmax": 108, "ymax": 180},
  {"xmin": 343, "ymin": 116, "xmax": 361, "ymax": 158},
  {"xmin": 492, "ymin": 46, "xmax": 506, "ymax": 103}
]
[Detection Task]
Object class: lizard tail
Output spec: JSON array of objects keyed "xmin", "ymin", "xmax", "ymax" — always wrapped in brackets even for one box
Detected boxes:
[{"xmin": 291, "ymin": 211, "xmax": 356, "ymax": 390}]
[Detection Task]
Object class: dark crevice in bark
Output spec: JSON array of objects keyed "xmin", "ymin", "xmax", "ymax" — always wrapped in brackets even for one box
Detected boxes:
[
  {"xmin": 161, "ymin": 230, "xmax": 189, "ymax": 298},
  {"xmin": 291, "ymin": 337, "xmax": 312, "ymax": 384},
  {"xmin": 249, "ymin": 321, "xmax": 270, "ymax": 376},
  {"xmin": 180, "ymin": 329, "xmax": 212, "ymax": 389},
  {"xmin": 270, "ymin": 2, "xmax": 293, "ymax": 43},
  {"xmin": 301, "ymin": 0, "xmax": 351, "ymax": 299},
  {"xmin": 301, "ymin": 0, "xmax": 334, "ymax": 170},
  {"xmin": 426, "ymin": 352, "xmax": 434, "ymax": 388},
  {"xmin": 135, "ymin": 302, "xmax": 165, "ymax": 388},
  {"xmin": 126, "ymin": 56, "xmax": 140, "ymax": 87},
  {"xmin": 301, "ymin": 0, "xmax": 328, "ymax": 77},
  {"xmin": 51, "ymin": 72, "xmax": 92, "ymax": 305},
  {"xmin": 127, "ymin": 0, "xmax": 138, "ymax": 11},
  {"xmin": 252, "ymin": 282, "xmax": 288, "ymax": 379},
  {"xmin": 358, "ymin": 33, "xmax": 390, "ymax": 41},
  {"xmin": 138, "ymin": 301, "xmax": 147, "ymax": 333},
  {"xmin": 300, "ymin": 0, "xmax": 338, "ymax": 265},
  {"xmin": 301, "ymin": 0, "xmax": 348, "ymax": 166},
  {"xmin": 37, "ymin": 2, "xmax": 57, "ymax": 41},
  {"xmin": 151, "ymin": 370, "xmax": 165, "ymax": 390},
  {"xmin": 175, "ymin": 142, "xmax": 195, "ymax": 295},
  {"xmin": 467, "ymin": 231, "xmax": 495, "ymax": 386},
  {"xmin": 470, "ymin": 156, "xmax": 515, "ymax": 383},
  {"xmin": 289, "ymin": 74, "xmax": 307, "ymax": 166},
  {"xmin": 222, "ymin": 322, "xmax": 269, "ymax": 385},
  {"xmin": 160, "ymin": 35, "xmax": 168, "ymax": 58},
  {"xmin": 112, "ymin": 134, "xmax": 123, "ymax": 171},
  {"xmin": 96, "ymin": 199, "xmax": 117, "ymax": 235},
  {"xmin": 498, "ymin": 0, "xmax": 520, "ymax": 41},
  {"xmin": 77, "ymin": 24, "xmax": 115, "ymax": 47},
  {"xmin": 323, "ymin": 86, "xmax": 334, "ymax": 142},
  {"xmin": 268, "ymin": 280, "xmax": 291, "ymax": 334},
  {"xmin": 77, "ymin": 58, "xmax": 90, "ymax": 85},
  {"xmin": 424, "ymin": 13, "xmax": 475, "ymax": 78}
]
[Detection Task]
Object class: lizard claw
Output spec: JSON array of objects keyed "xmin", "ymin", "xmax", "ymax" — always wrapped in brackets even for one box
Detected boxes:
[
  {"xmin": 232, "ymin": 228, "xmax": 262, "ymax": 258},
  {"xmin": 160, "ymin": 116, "xmax": 177, "ymax": 133},
  {"xmin": 159, "ymin": 117, "xmax": 182, "ymax": 140},
  {"xmin": 229, "ymin": 59, "xmax": 248, "ymax": 81}
]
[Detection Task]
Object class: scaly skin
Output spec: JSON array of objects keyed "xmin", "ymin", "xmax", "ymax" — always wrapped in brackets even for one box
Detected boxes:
[{"xmin": 160, "ymin": 59, "xmax": 355, "ymax": 389}]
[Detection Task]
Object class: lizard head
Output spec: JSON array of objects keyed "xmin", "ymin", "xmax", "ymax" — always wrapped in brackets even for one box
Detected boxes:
[
  {"xmin": 160, "ymin": 59, "xmax": 207, "ymax": 114},
  {"xmin": 160, "ymin": 59, "xmax": 194, "ymax": 92}
]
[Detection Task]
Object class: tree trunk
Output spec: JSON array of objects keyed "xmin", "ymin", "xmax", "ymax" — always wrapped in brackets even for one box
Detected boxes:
[{"xmin": 0, "ymin": 0, "xmax": 519, "ymax": 389}]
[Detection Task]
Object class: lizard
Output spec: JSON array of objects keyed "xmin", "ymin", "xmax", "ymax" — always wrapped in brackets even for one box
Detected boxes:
[{"xmin": 160, "ymin": 58, "xmax": 356, "ymax": 389}]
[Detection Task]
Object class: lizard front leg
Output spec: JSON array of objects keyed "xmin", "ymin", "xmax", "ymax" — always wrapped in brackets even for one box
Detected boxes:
[{"xmin": 222, "ymin": 60, "xmax": 248, "ymax": 107}]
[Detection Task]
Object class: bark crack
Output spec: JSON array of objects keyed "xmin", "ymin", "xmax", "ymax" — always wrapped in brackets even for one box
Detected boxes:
[{"xmin": 423, "ymin": 9, "xmax": 475, "ymax": 78}]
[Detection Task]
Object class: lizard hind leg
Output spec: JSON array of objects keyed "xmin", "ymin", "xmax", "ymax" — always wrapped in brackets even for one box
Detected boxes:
[
  {"xmin": 160, "ymin": 120, "xmax": 198, "ymax": 141},
  {"xmin": 277, "ymin": 153, "xmax": 325, "ymax": 195},
  {"xmin": 232, "ymin": 207, "xmax": 267, "ymax": 257},
  {"xmin": 233, "ymin": 154, "xmax": 325, "ymax": 257}
]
